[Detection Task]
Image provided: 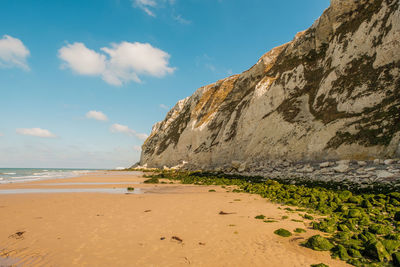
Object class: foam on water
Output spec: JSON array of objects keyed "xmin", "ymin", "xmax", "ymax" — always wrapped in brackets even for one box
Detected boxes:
[
  {"xmin": 0, "ymin": 188, "xmax": 144, "ymax": 194},
  {"xmin": 0, "ymin": 168, "xmax": 100, "ymax": 184}
]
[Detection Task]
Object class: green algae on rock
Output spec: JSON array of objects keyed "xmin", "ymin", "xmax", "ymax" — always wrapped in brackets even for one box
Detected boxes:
[
  {"xmin": 294, "ymin": 228, "xmax": 306, "ymax": 233},
  {"xmin": 274, "ymin": 228, "xmax": 292, "ymax": 237},
  {"xmin": 305, "ymin": 235, "xmax": 334, "ymax": 251},
  {"xmin": 310, "ymin": 264, "xmax": 329, "ymax": 267}
]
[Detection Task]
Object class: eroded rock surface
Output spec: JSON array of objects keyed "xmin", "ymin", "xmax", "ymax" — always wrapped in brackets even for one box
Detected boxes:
[{"xmin": 141, "ymin": 0, "xmax": 400, "ymax": 171}]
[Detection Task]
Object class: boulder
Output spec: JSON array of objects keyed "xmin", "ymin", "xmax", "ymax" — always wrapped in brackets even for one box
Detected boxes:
[
  {"xmin": 305, "ymin": 235, "xmax": 334, "ymax": 251},
  {"xmin": 333, "ymin": 164, "xmax": 350, "ymax": 173},
  {"xmin": 384, "ymin": 159, "xmax": 396, "ymax": 165},
  {"xmin": 364, "ymin": 241, "xmax": 391, "ymax": 262},
  {"xmin": 374, "ymin": 159, "xmax": 384, "ymax": 165},
  {"xmin": 320, "ymin": 162, "xmax": 333, "ymax": 168},
  {"xmin": 238, "ymin": 162, "xmax": 247, "ymax": 172},
  {"xmin": 331, "ymin": 244, "xmax": 350, "ymax": 261},
  {"xmin": 357, "ymin": 161, "xmax": 367, "ymax": 166},
  {"xmin": 300, "ymin": 165, "xmax": 314, "ymax": 173},
  {"xmin": 376, "ymin": 170, "xmax": 395, "ymax": 179},
  {"xmin": 273, "ymin": 228, "xmax": 292, "ymax": 237},
  {"xmin": 394, "ymin": 211, "xmax": 400, "ymax": 222},
  {"xmin": 393, "ymin": 252, "xmax": 400, "ymax": 266}
]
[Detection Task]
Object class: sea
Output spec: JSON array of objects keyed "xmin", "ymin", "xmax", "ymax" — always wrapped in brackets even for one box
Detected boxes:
[{"xmin": 0, "ymin": 168, "xmax": 99, "ymax": 184}]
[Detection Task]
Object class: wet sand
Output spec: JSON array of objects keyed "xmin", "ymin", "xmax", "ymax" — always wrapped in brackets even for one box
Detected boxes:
[{"xmin": 0, "ymin": 171, "xmax": 348, "ymax": 266}]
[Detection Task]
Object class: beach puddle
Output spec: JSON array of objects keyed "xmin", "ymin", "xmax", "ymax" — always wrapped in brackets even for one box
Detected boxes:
[
  {"xmin": 0, "ymin": 188, "xmax": 144, "ymax": 195},
  {"xmin": 0, "ymin": 255, "xmax": 19, "ymax": 266},
  {"xmin": 41, "ymin": 182, "xmax": 141, "ymax": 186}
]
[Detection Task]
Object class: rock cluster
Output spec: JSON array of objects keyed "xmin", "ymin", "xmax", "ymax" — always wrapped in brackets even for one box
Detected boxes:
[{"xmin": 195, "ymin": 158, "xmax": 400, "ymax": 188}]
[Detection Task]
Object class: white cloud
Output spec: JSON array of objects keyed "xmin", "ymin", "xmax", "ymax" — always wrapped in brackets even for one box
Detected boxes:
[
  {"xmin": 0, "ymin": 35, "xmax": 30, "ymax": 70},
  {"xmin": 86, "ymin": 110, "xmax": 108, "ymax": 121},
  {"xmin": 59, "ymin": 43, "xmax": 106, "ymax": 75},
  {"xmin": 173, "ymin": 14, "xmax": 191, "ymax": 24},
  {"xmin": 59, "ymin": 41, "xmax": 175, "ymax": 86},
  {"xmin": 159, "ymin": 104, "xmax": 169, "ymax": 110},
  {"xmin": 132, "ymin": 0, "xmax": 176, "ymax": 17},
  {"xmin": 0, "ymin": 132, "xmax": 3, "ymax": 137},
  {"xmin": 205, "ymin": 63, "xmax": 216, "ymax": 72},
  {"xmin": 136, "ymin": 133, "xmax": 149, "ymax": 140},
  {"xmin": 110, "ymin": 123, "xmax": 148, "ymax": 140},
  {"xmin": 16, "ymin": 128, "xmax": 56, "ymax": 138},
  {"xmin": 133, "ymin": 145, "xmax": 142, "ymax": 152},
  {"xmin": 134, "ymin": 0, "xmax": 157, "ymax": 16}
]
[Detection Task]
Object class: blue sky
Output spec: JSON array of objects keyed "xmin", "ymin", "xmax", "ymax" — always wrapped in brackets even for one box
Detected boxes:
[{"xmin": 0, "ymin": 0, "xmax": 330, "ymax": 169}]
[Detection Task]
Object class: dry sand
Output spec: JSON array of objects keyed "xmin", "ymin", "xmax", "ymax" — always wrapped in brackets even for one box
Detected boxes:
[{"xmin": 0, "ymin": 171, "xmax": 349, "ymax": 266}]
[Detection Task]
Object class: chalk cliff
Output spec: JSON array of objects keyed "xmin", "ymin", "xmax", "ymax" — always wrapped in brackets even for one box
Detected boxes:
[{"xmin": 141, "ymin": 0, "xmax": 400, "ymax": 169}]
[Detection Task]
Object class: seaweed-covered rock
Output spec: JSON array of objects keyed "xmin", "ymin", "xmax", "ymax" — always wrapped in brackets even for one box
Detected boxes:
[
  {"xmin": 338, "ymin": 191, "xmax": 352, "ymax": 202},
  {"xmin": 359, "ymin": 232, "xmax": 378, "ymax": 243},
  {"xmin": 274, "ymin": 228, "xmax": 292, "ymax": 237},
  {"xmin": 331, "ymin": 245, "xmax": 350, "ymax": 261},
  {"xmin": 369, "ymin": 224, "xmax": 392, "ymax": 235},
  {"xmin": 345, "ymin": 239, "xmax": 364, "ymax": 250},
  {"xmin": 348, "ymin": 196, "xmax": 363, "ymax": 204},
  {"xmin": 390, "ymin": 193, "xmax": 400, "ymax": 201},
  {"xmin": 358, "ymin": 216, "xmax": 371, "ymax": 226},
  {"xmin": 364, "ymin": 241, "xmax": 391, "ymax": 262},
  {"xmin": 313, "ymin": 219, "xmax": 338, "ymax": 233},
  {"xmin": 305, "ymin": 235, "xmax": 334, "ymax": 251},
  {"xmin": 348, "ymin": 248, "xmax": 362, "ymax": 259},
  {"xmin": 310, "ymin": 264, "xmax": 328, "ymax": 267},
  {"xmin": 395, "ymin": 212, "xmax": 400, "ymax": 222},
  {"xmin": 382, "ymin": 239, "xmax": 400, "ymax": 254},
  {"xmin": 294, "ymin": 228, "xmax": 306, "ymax": 233},
  {"xmin": 337, "ymin": 224, "xmax": 350, "ymax": 232},
  {"xmin": 393, "ymin": 252, "xmax": 400, "ymax": 266},
  {"xmin": 347, "ymin": 209, "xmax": 363, "ymax": 218},
  {"xmin": 335, "ymin": 231, "xmax": 352, "ymax": 241},
  {"xmin": 386, "ymin": 233, "xmax": 400, "ymax": 241},
  {"xmin": 361, "ymin": 199, "xmax": 373, "ymax": 209}
]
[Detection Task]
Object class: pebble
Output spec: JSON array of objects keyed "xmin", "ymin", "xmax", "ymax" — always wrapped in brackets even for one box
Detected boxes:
[
  {"xmin": 333, "ymin": 164, "xmax": 350, "ymax": 173},
  {"xmin": 357, "ymin": 161, "xmax": 367, "ymax": 166},
  {"xmin": 384, "ymin": 159, "xmax": 395, "ymax": 165},
  {"xmin": 376, "ymin": 170, "xmax": 395, "ymax": 179}
]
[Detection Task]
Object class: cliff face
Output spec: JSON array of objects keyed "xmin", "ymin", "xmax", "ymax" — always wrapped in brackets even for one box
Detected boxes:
[{"xmin": 141, "ymin": 0, "xmax": 400, "ymax": 169}]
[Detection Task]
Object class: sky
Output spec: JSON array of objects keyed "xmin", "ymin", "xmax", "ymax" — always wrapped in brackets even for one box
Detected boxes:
[{"xmin": 0, "ymin": 0, "xmax": 330, "ymax": 169}]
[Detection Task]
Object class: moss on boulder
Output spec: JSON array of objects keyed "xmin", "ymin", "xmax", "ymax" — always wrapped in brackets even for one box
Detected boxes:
[
  {"xmin": 331, "ymin": 244, "xmax": 350, "ymax": 261},
  {"xmin": 394, "ymin": 211, "xmax": 400, "ymax": 222},
  {"xmin": 274, "ymin": 228, "xmax": 292, "ymax": 237},
  {"xmin": 392, "ymin": 252, "xmax": 400, "ymax": 266},
  {"xmin": 305, "ymin": 235, "xmax": 334, "ymax": 251},
  {"xmin": 364, "ymin": 241, "xmax": 391, "ymax": 262}
]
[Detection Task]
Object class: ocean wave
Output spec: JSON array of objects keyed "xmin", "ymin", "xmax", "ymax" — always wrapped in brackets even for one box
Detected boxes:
[
  {"xmin": 0, "ymin": 169, "xmax": 93, "ymax": 183},
  {"xmin": 11, "ymin": 175, "xmax": 42, "ymax": 179},
  {"xmin": 0, "ymin": 178, "xmax": 40, "ymax": 184}
]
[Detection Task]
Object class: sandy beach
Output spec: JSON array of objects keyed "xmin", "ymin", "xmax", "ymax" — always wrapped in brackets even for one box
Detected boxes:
[{"xmin": 0, "ymin": 171, "xmax": 348, "ymax": 266}]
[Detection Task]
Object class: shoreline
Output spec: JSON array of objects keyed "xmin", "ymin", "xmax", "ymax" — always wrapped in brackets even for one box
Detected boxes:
[{"xmin": 0, "ymin": 171, "xmax": 347, "ymax": 266}]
